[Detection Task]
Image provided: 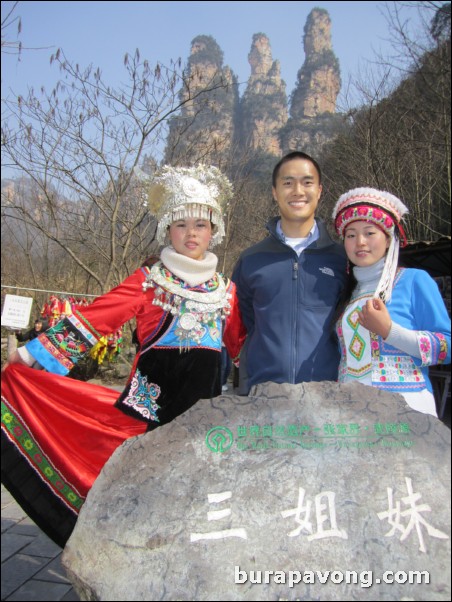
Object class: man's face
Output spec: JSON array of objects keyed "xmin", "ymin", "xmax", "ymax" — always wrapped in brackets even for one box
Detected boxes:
[
  {"xmin": 34, "ymin": 321, "xmax": 42, "ymax": 332},
  {"xmin": 272, "ymin": 158, "xmax": 322, "ymax": 229}
]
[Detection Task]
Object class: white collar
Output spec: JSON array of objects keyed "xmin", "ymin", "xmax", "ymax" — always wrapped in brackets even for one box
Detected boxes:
[
  {"xmin": 160, "ymin": 246, "xmax": 218, "ymax": 287},
  {"xmin": 276, "ymin": 220, "xmax": 319, "ymax": 256},
  {"xmin": 276, "ymin": 219, "xmax": 318, "ymax": 242}
]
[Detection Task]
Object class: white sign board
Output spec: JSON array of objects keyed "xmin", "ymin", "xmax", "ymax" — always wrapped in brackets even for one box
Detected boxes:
[{"xmin": 1, "ymin": 295, "xmax": 34, "ymax": 329}]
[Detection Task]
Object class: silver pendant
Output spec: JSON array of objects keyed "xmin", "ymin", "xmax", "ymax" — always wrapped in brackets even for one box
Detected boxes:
[{"xmin": 179, "ymin": 312, "xmax": 198, "ymax": 331}]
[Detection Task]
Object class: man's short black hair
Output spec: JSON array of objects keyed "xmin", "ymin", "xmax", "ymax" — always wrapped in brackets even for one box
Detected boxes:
[{"xmin": 272, "ymin": 151, "xmax": 322, "ymax": 187}]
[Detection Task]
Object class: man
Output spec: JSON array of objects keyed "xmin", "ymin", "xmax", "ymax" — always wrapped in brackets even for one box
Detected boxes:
[{"xmin": 232, "ymin": 151, "xmax": 347, "ymax": 392}]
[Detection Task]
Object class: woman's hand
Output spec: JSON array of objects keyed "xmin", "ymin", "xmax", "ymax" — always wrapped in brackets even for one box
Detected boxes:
[
  {"xmin": 2, "ymin": 350, "xmax": 27, "ymax": 372},
  {"xmin": 357, "ymin": 298, "xmax": 392, "ymax": 339}
]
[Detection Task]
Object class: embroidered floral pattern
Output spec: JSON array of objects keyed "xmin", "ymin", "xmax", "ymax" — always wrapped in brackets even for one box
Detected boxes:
[
  {"xmin": 417, "ymin": 331, "xmax": 449, "ymax": 366},
  {"xmin": 121, "ymin": 370, "xmax": 162, "ymax": 422},
  {"xmin": 437, "ymin": 333, "xmax": 448, "ymax": 364},
  {"xmin": 1, "ymin": 399, "xmax": 84, "ymax": 512},
  {"xmin": 418, "ymin": 333, "xmax": 432, "ymax": 365},
  {"xmin": 45, "ymin": 319, "xmax": 91, "ymax": 366},
  {"xmin": 335, "ymin": 205, "xmax": 395, "ymax": 239},
  {"xmin": 372, "ymin": 355, "xmax": 423, "ymax": 386},
  {"xmin": 337, "ymin": 268, "xmax": 448, "ymax": 394}
]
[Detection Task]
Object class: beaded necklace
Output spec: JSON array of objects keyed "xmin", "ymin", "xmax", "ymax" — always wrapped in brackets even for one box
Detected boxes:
[{"xmin": 143, "ymin": 262, "xmax": 231, "ymax": 347}]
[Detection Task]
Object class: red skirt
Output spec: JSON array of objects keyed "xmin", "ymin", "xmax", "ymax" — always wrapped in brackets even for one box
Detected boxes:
[{"xmin": 1, "ymin": 364, "xmax": 146, "ymax": 546}]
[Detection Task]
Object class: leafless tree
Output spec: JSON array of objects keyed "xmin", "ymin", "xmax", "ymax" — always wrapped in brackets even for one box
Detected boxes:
[
  {"xmin": 1, "ymin": 1, "xmax": 21, "ymax": 56},
  {"xmin": 320, "ymin": 1, "xmax": 451, "ymax": 242},
  {"xmin": 1, "ymin": 49, "xmax": 230, "ymax": 293}
]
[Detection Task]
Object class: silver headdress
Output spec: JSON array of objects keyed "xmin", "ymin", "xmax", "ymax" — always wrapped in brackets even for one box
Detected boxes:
[{"xmin": 136, "ymin": 164, "xmax": 233, "ymax": 247}]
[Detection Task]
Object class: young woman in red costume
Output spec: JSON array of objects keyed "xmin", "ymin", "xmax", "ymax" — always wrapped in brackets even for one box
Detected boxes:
[{"xmin": 1, "ymin": 165, "xmax": 245, "ymax": 547}]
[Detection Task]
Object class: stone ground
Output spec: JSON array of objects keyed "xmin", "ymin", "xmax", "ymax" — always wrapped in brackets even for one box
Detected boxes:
[{"xmin": 1, "ymin": 484, "xmax": 80, "ymax": 602}]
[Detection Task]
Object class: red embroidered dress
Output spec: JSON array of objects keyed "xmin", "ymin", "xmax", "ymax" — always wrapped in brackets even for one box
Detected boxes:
[{"xmin": 1, "ymin": 263, "xmax": 244, "ymax": 546}]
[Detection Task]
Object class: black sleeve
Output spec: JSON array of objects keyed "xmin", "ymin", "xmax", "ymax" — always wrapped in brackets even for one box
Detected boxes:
[{"xmin": 16, "ymin": 330, "xmax": 31, "ymax": 342}]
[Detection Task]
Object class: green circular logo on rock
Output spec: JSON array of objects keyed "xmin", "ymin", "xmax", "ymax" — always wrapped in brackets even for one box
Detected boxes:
[{"xmin": 205, "ymin": 426, "xmax": 234, "ymax": 453}]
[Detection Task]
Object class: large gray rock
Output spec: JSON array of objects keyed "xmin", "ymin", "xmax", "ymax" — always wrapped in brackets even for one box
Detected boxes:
[{"xmin": 62, "ymin": 382, "xmax": 451, "ymax": 601}]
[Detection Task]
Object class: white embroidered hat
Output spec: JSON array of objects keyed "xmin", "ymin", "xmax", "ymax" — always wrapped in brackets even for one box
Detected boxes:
[
  {"xmin": 137, "ymin": 164, "xmax": 233, "ymax": 247},
  {"xmin": 332, "ymin": 187, "xmax": 408, "ymax": 242},
  {"xmin": 332, "ymin": 187, "xmax": 409, "ymax": 303}
]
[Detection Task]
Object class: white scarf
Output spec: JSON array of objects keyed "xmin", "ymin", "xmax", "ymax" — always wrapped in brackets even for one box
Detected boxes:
[{"xmin": 160, "ymin": 246, "xmax": 218, "ymax": 287}]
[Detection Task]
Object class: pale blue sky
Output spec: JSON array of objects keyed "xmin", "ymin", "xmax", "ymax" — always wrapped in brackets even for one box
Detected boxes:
[{"xmin": 2, "ymin": 0, "xmax": 430, "ymax": 111}]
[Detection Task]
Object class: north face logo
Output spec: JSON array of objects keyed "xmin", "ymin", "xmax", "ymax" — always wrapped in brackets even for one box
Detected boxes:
[{"xmin": 319, "ymin": 267, "xmax": 335, "ymax": 277}]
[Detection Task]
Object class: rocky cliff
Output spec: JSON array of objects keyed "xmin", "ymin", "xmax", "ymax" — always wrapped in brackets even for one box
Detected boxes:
[
  {"xmin": 164, "ymin": 8, "xmax": 342, "ymax": 165},
  {"xmin": 291, "ymin": 8, "xmax": 341, "ymax": 118},
  {"xmin": 240, "ymin": 33, "xmax": 288, "ymax": 156},
  {"xmin": 164, "ymin": 35, "xmax": 239, "ymax": 166},
  {"xmin": 281, "ymin": 7, "xmax": 342, "ymax": 155}
]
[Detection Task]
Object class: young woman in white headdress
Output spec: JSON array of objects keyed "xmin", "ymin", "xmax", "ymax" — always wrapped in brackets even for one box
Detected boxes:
[
  {"xmin": 1, "ymin": 165, "xmax": 245, "ymax": 547},
  {"xmin": 332, "ymin": 188, "xmax": 450, "ymax": 417}
]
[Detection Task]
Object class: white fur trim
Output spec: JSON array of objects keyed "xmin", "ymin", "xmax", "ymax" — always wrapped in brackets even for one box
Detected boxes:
[{"xmin": 332, "ymin": 187, "xmax": 409, "ymax": 222}]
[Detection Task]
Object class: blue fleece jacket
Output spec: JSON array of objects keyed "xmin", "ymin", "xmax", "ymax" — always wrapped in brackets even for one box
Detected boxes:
[{"xmin": 232, "ymin": 217, "xmax": 347, "ymax": 390}]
